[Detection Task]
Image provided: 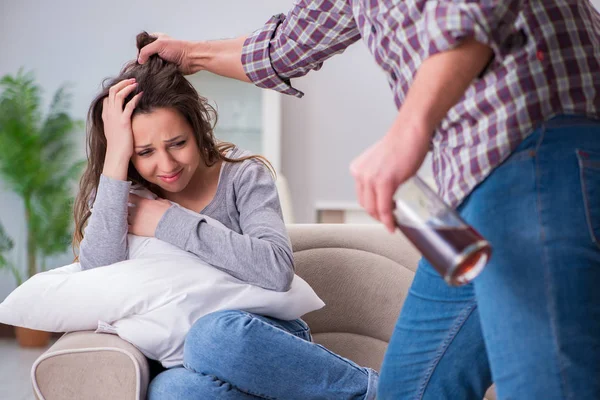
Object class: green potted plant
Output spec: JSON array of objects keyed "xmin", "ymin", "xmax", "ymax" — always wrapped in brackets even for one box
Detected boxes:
[
  {"xmin": 0, "ymin": 69, "xmax": 84, "ymax": 347},
  {"xmin": 0, "ymin": 223, "xmax": 22, "ymax": 286}
]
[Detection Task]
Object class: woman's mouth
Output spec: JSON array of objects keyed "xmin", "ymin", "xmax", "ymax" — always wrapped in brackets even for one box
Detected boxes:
[{"xmin": 159, "ymin": 169, "xmax": 183, "ymax": 183}]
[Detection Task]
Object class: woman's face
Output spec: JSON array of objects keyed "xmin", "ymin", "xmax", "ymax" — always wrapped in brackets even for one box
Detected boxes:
[{"xmin": 130, "ymin": 107, "xmax": 201, "ymax": 193}]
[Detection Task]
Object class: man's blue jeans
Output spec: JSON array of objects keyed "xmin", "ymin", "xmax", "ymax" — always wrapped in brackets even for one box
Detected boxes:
[
  {"xmin": 148, "ymin": 310, "xmax": 378, "ymax": 399},
  {"xmin": 378, "ymin": 115, "xmax": 600, "ymax": 399}
]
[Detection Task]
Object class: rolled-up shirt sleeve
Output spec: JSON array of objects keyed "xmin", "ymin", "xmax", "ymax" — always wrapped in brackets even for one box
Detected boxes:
[
  {"xmin": 422, "ymin": 1, "xmax": 524, "ymax": 61},
  {"xmin": 242, "ymin": 0, "xmax": 361, "ymax": 97}
]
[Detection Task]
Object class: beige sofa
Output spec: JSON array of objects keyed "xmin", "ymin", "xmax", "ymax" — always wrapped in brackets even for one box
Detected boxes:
[{"xmin": 31, "ymin": 224, "xmax": 495, "ymax": 399}]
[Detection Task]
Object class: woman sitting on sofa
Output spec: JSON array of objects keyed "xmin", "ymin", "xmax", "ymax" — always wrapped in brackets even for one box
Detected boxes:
[{"xmin": 71, "ymin": 32, "xmax": 378, "ymax": 400}]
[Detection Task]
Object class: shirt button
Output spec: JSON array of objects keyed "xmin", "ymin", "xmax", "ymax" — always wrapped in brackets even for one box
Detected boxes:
[
  {"xmin": 371, "ymin": 25, "xmax": 377, "ymax": 34},
  {"xmin": 390, "ymin": 71, "xmax": 397, "ymax": 81}
]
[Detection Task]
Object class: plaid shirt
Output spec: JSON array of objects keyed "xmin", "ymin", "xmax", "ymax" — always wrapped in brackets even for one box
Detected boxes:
[{"xmin": 242, "ymin": 0, "xmax": 600, "ymax": 207}]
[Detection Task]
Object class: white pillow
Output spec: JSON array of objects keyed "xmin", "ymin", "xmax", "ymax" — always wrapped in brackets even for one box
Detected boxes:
[{"xmin": 0, "ymin": 215, "xmax": 324, "ymax": 367}]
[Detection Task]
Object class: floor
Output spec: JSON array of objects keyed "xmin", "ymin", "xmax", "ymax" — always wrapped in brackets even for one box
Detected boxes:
[{"xmin": 0, "ymin": 338, "xmax": 54, "ymax": 400}]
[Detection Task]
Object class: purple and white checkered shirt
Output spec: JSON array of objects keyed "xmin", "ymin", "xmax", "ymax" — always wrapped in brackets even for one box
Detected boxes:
[{"xmin": 242, "ymin": 0, "xmax": 600, "ymax": 207}]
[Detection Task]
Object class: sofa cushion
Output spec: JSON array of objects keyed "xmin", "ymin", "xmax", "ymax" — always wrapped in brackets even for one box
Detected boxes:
[{"xmin": 288, "ymin": 224, "xmax": 420, "ymax": 370}]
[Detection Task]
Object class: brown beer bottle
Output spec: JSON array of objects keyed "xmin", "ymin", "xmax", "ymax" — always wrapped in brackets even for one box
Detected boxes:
[{"xmin": 393, "ymin": 176, "xmax": 491, "ymax": 286}]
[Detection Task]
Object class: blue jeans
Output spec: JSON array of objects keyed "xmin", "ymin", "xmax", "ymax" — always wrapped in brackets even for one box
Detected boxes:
[
  {"xmin": 148, "ymin": 310, "xmax": 378, "ymax": 399},
  {"xmin": 379, "ymin": 115, "xmax": 600, "ymax": 399}
]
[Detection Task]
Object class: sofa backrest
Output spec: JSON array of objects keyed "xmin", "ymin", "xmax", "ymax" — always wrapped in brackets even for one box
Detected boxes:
[{"xmin": 287, "ymin": 224, "xmax": 421, "ymax": 371}]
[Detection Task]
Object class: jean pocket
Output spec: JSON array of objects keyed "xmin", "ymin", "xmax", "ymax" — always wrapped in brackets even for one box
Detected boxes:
[
  {"xmin": 577, "ymin": 149, "xmax": 600, "ymax": 248},
  {"xmin": 281, "ymin": 318, "xmax": 312, "ymax": 341}
]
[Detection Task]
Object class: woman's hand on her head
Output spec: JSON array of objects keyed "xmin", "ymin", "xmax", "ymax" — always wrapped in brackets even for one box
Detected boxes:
[
  {"xmin": 102, "ymin": 79, "xmax": 142, "ymax": 162},
  {"xmin": 138, "ymin": 33, "xmax": 196, "ymax": 75},
  {"xmin": 127, "ymin": 194, "xmax": 172, "ymax": 237}
]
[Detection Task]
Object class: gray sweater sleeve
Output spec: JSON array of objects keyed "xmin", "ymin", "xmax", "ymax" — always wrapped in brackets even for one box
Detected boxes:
[
  {"xmin": 78, "ymin": 175, "xmax": 130, "ymax": 270},
  {"xmin": 155, "ymin": 161, "xmax": 295, "ymax": 292}
]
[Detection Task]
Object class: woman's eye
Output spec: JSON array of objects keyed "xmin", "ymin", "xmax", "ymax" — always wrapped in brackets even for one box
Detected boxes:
[
  {"xmin": 137, "ymin": 150, "xmax": 153, "ymax": 157},
  {"xmin": 172, "ymin": 140, "xmax": 186, "ymax": 148}
]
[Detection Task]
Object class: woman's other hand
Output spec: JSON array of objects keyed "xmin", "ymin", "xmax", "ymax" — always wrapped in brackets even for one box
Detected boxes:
[{"xmin": 127, "ymin": 194, "xmax": 172, "ymax": 237}]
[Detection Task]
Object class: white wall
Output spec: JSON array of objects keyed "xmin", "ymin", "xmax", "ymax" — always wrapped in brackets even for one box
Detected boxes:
[{"xmin": 281, "ymin": 43, "xmax": 400, "ymax": 222}]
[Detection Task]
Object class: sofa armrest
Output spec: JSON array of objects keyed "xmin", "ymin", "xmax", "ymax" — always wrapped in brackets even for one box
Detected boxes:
[{"xmin": 32, "ymin": 331, "xmax": 149, "ymax": 400}]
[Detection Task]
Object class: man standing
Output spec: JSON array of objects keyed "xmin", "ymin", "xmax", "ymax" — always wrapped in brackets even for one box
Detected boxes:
[{"xmin": 139, "ymin": 1, "xmax": 600, "ymax": 398}]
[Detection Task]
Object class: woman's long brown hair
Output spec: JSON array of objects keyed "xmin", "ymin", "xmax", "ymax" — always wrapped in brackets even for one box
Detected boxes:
[{"xmin": 72, "ymin": 32, "xmax": 273, "ymax": 258}]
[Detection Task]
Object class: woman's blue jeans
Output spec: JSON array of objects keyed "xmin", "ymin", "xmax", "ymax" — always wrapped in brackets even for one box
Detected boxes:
[
  {"xmin": 148, "ymin": 310, "xmax": 378, "ymax": 399},
  {"xmin": 378, "ymin": 115, "xmax": 600, "ymax": 399}
]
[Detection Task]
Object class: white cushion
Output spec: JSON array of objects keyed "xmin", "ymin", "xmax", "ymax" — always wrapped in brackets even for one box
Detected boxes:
[{"xmin": 0, "ymin": 217, "xmax": 324, "ymax": 367}]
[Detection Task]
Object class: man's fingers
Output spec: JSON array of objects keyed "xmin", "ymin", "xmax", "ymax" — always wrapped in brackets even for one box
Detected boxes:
[
  {"xmin": 138, "ymin": 40, "xmax": 163, "ymax": 64},
  {"xmin": 363, "ymin": 183, "xmax": 378, "ymax": 221},
  {"xmin": 376, "ymin": 181, "xmax": 397, "ymax": 233}
]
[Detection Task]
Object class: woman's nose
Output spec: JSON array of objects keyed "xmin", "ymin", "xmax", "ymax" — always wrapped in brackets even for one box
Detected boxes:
[{"xmin": 158, "ymin": 151, "xmax": 178, "ymax": 172}]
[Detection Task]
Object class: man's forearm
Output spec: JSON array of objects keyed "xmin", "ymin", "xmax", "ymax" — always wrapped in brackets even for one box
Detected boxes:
[
  {"xmin": 393, "ymin": 38, "xmax": 494, "ymax": 139},
  {"xmin": 188, "ymin": 36, "xmax": 251, "ymax": 83}
]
